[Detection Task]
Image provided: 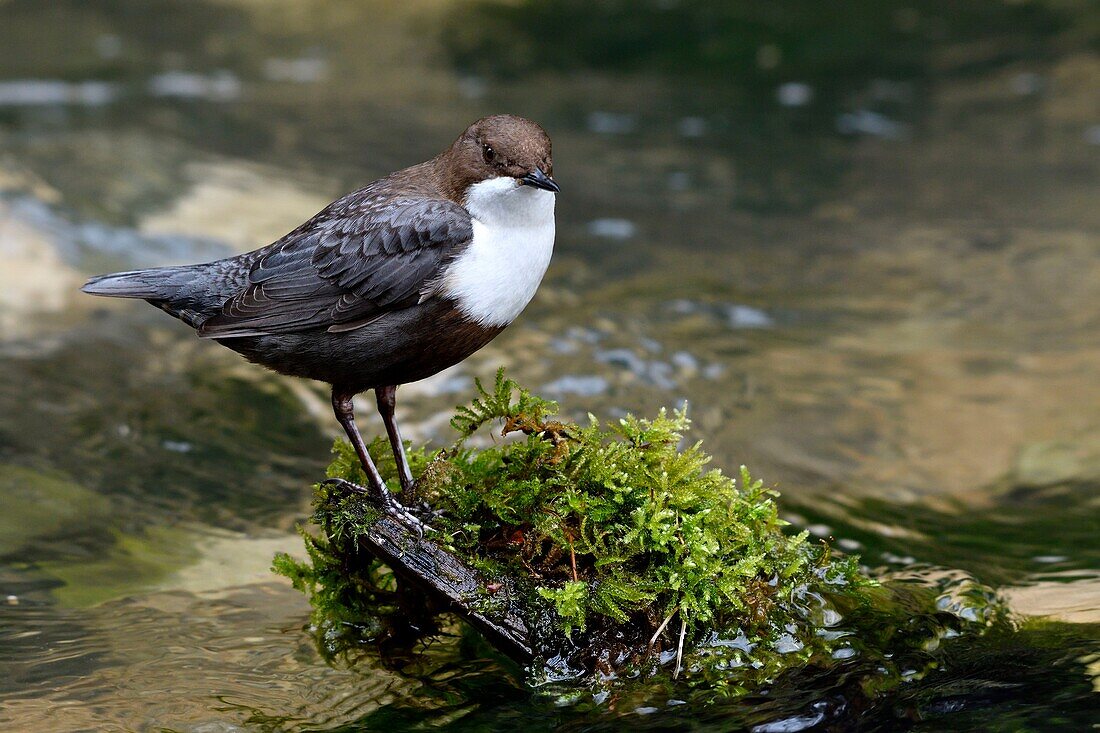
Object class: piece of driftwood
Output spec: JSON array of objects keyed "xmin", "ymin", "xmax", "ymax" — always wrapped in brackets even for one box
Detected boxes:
[{"xmin": 351, "ymin": 499, "xmax": 535, "ymax": 663}]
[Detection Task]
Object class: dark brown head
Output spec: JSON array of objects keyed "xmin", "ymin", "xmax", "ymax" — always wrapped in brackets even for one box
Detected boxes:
[{"xmin": 438, "ymin": 114, "xmax": 558, "ymax": 202}]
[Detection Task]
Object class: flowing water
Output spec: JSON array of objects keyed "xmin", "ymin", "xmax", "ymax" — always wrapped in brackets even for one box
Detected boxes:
[{"xmin": 0, "ymin": 1, "xmax": 1097, "ymax": 730}]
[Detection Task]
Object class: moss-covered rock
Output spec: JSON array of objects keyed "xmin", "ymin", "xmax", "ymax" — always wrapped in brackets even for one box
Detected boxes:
[
  {"xmin": 0, "ymin": 464, "xmax": 112, "ymax": 556},
  {"xmin": 274, "ymin": 370, "xmax": 1006, "ymax": 693}
]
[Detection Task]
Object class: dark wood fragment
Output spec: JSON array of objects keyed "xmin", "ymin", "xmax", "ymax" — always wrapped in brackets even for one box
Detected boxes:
[{"xmin": 357, "ymin": 512, "xmax": 535, "ymax": 663}]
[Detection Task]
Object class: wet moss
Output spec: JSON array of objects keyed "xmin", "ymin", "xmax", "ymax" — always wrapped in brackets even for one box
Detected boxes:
[{"xmin": 274, "ymin": 370, "xmax": 1006, "ymax": 690}]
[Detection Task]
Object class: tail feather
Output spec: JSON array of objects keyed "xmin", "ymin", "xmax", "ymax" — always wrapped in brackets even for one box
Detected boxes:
[
  {"xmin": 82, "ymin": 265, "xmax": 225, "ymax": 329},
  {"xmin": 82, "ymin": 267, "xmax": 189, "ymax": 299}
]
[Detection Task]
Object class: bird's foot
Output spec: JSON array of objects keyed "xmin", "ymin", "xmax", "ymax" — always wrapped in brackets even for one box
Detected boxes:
[
  {"xmin": 412, "ymin": 499, "xmax": 446, "ymax": 523},
  {"xmin": 397, "ymin": 477, "xmax": 447, "ymax": 523},
  {"xmin": 320, "ymin": 478, "xmax": 433, "ymax": 538}
]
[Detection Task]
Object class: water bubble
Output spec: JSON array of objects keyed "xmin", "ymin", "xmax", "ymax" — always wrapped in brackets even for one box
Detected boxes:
[
  {"xmin": 565, "ymin": 326, "xmax": 604, "ymax": 345},
  {"xmin": 1010, "ymin": 72, "xmax": 1044, "ymax": 96},
  {"xmin": 149, "ymin": 71, "xmax": 240, "ymax": 101},
  {"xmin": 542, "ymin": 375, "xmax": 610, "ymax": 397},
  {"xmin": 776, "ymin": 82, "xmax": 814, "ymax": 108},
  {"xmin": 726, "ymin": 304, "xmax": 774, "ymax": 329},
  {"xmin": 457, "ymin": 75, "xmax": 488, "ymax": 100},
  {"xmin": 668, "ymin": 299, "xmax": 698, "ymax": 315},
  {"xmin": 836, "ymin": 110, "xmax": 907, "ymax": 139},
  {"xmin": 596, "ymin": 348, "xmax": 646, "ymax": 373},
  {"xmin": 703, "ymin": 363, "xmax": 725, "ymax": 380},
  {"xmin": 671, "ymin": 351, "xmax": 698, "ymax": 373},
  {"xmin": 647, "ymin": 361, "xmax": 678, "ymax": 390},
  {"xmin": 677, "ymin": 116, "xmax": 707, "ymax": 137},
  {"xmin": 667, "ymin": 171, "xmax": 691, "ymax": 191},
  {"xmin": 0, "ymin": 80, "xmax": 117, "ymax": 107},
  {"xmin": 774, "ymin": 633, "xmax": 804, "ymax": 653},
  {"xmin": 263, "ymin": 57, "xmax": 328, "ymax": 84},
  {"xmin": 95, "ymin": 34, "xmax": 123, "ymax": 59},
  {"xmin": 587, "ymin": 111, "xmax": 636, "ymax": 135},
  {"xmin": 707, "ymin": 631, "xmax": 755, "ymax": 652},
  {"xmin": 751, "ymin": 712, "xmax": 825, "ymax": 732},
  {"xmin": 819, "ymin": 629, "xmax": 848, "ymax": 643},
  {"xmin": 587, "ymin": 218, "xmax": 636, "ymax": 240},
  {"xmin": 548, "ymin": 338, "xmax": 579, "ymax": 354}
]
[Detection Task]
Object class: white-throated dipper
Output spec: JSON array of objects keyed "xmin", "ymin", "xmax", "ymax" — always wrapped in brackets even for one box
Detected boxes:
[{"xmin": 83, "ymin": 114, "xmax": 559, "ymax": 531}]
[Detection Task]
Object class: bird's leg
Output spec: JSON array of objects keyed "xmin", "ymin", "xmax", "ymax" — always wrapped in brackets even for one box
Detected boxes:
[
  {"xmin": 329, "ymin": 389, "xmax": 424, "ymax": 534},
  {"xmin": 375, "ymin": 385, "xmax": 415, "ymax": 493}
]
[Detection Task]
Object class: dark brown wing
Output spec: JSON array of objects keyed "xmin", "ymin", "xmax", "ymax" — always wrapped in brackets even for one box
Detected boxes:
[{"xmin": 197, "ymin": 194, "xmax": 472, "ymax": 338}]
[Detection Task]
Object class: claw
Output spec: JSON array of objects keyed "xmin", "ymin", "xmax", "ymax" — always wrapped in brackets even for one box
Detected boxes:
[
  {"xmin": 320, "ymin": 477, "xmax": 367, "ymax": 493},
  {"xmin": 321, "ymin": 477, "xmax": 434, "ymax": 537},
  {"xmin": 418, "ymin": 500, "xmax": 446, "ymax": 522}
]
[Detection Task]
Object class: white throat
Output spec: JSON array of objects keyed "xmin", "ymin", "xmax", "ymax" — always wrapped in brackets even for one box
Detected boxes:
[{"xmin": 439, "ymin": 176, "xmax": 556, "ymax": 327}]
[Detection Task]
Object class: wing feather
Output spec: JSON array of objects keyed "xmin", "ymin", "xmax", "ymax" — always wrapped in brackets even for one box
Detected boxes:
[{"xmin": 198, "ymin": 192, "xmax": 471, "ymax": 338}]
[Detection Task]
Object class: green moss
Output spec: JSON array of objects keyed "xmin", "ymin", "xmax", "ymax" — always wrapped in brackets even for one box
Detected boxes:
[{"xmin": 275, "ymin": 369, "xmax": 1006, "ymax": 687}]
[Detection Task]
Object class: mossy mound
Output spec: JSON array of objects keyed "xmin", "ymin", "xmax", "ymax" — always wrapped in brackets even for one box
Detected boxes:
[{"xmin": 274, "ymin": 370, "xmax": 1005, "ymax": 693}]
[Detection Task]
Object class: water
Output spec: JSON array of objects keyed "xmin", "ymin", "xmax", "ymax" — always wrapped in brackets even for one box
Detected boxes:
[{"xmin": 1, "ymin": 1, "xmax": 1097, "ymax": 729}]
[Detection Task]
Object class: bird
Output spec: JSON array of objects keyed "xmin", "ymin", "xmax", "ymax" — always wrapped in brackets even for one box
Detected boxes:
[{"xmin": 83, "ymin": 114, "xmax": 559, "ymax": 532}]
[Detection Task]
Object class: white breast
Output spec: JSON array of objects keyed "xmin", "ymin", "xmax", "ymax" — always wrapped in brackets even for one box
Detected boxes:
[{"xmin": 438, "ymin": 177, "xmax": 556, "ymax": 327}]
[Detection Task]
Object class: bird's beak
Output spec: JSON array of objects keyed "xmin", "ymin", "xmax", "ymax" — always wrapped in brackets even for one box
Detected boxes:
[{"xmin": 520, "ymin": 167, "xmax": 560, "ymax": 193}]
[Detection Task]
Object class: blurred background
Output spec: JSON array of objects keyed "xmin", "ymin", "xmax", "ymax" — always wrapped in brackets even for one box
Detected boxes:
[{"xmin": 0, "ymin": 1, "xmax": 1097, "ymax": 730}]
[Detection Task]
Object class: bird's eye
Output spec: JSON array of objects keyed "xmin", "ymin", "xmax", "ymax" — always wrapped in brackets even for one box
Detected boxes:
[{"xmin": 482, "ymin": 144, "xmax": 495, "ymax": 163}]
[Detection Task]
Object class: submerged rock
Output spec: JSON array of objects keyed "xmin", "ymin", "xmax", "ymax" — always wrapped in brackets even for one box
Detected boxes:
[{"xmin": 0, "ymin": 464, "xmax": 111, "ymax": 556}]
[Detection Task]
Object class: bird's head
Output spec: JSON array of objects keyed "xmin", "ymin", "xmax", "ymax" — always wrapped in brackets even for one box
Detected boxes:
[{"xmin": 441, "ymin": 115, "xmax": 558, "ymax": 218}]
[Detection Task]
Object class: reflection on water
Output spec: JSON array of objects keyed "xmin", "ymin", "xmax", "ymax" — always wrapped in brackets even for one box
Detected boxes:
[{"xmin": 0, "ymin": 0, "xmax": 1097, "ymax": 729}]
